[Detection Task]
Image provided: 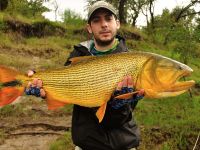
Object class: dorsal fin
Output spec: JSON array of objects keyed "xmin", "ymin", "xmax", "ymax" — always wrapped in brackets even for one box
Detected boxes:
[{"xmin": 69, "ymin": 56, "xmax": 95, "ymax": 65}]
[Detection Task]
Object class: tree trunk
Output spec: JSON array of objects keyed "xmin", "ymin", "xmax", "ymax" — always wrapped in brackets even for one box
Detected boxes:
[
  {"xmin": 149, "ymin": 0, "xmax": 155, "ymax": 29},
  {"xmin": 131, "ymin": 13, "xmax": 138, "ymax": 27},
  {"xmin": 0, "ymin": 0, "xmax": 8, "ymax": 11},
  {"xmin": 118, "ymin": 0, "xmax": 127, "ymax": 24}
]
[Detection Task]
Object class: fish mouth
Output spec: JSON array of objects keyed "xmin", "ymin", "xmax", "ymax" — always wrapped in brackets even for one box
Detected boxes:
[
  {"xmin": 155, "ymin": 71, "xmax": 195, "ymax": 98},
  {"xmin": 167, "ymin": 70, "xmax": 195, "ymax": 92}
]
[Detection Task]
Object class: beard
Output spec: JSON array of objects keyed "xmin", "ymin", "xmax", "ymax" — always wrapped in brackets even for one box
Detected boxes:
[
  {"xmin": 95, "ymin": 37, "xmax": 115, "ymax": 46},
  {"xmin": 93, "ymin": 34, "xmax": 115, "ymax": 47}
]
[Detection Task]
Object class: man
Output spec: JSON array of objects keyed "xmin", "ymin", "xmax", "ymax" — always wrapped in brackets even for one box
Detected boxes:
[{"xmin": 26, "ymin": 1, "xmax": 144, "ymax": 150}]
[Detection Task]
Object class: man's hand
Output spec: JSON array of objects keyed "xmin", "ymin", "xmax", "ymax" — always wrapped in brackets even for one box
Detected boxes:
[
  {"xmin": 25, "ymin": 70, "xmax": 46, "ymax": 98},
  {"xmin": 115, "ymin": 75, "xmax": 144, "ymax": 96},
  {"xmin": 109, "ymin": 75, "xmax": 144, "ymax": 109}
]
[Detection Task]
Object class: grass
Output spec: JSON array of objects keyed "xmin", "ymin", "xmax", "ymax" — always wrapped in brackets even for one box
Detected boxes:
[
  {"xmin": 136, "ymin": 93, "xmax": 200, "ymax": 128},
  {"xmin": 135, "ymin": 93, "xmax": 200, "ymax": 149},
  {"xmin": 0, "ymin": 15, "xmax": 200, "ymax": 150},
  {"xmin": 0, "ymin": 97, "xmax": 42, "ymax": 118},
  {"xmin": 0, "ymin": 129, "xmax": 6, "ymax": 145},
  {"xmin": 49, "ymin": 132, "xmax": 74, "ymax": 150}
]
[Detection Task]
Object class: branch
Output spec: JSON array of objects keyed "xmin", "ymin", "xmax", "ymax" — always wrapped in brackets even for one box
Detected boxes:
[
  {"xmin": 193, "ymin": 131, "xmax": 200, "ymax": 150},
  {"xmin": 176, "ymin": 0, "xmax": 200, "ymax": 22},
  {"xmin": 180, "ymin": 11, "xmax": 200, "ymax": 18}
]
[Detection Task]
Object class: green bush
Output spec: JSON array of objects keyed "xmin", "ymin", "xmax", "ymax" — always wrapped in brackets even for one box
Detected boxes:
[{"xmin": 62, "ymin": 9, "xmax": 86, "ymax": 27}]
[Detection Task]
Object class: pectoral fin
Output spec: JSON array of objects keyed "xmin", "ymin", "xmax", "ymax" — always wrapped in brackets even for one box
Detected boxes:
[
  {"xmin": 114, "ymin": 91, "xmax": 139, "ymax": 99},
  {"xmin": 96, "ymin": 102, "xmax": 107, "ymax": 123}
]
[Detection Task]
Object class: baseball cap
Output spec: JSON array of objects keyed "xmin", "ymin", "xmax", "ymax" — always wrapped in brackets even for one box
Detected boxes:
[{"xmin": 88, "ymin": 1, "xmax": 117, "ymax": 22}]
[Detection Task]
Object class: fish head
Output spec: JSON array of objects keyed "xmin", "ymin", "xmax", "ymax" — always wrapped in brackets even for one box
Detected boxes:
[{"xmin": 136, "ymin": 54, "xmax": 195, "ymax": 98}]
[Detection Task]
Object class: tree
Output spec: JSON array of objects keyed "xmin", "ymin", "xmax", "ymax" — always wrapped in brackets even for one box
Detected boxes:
[
  {"xmin": 51, "ymin": 0, "xmax": 59, "ymax": 21},
  {"xmin": 174, "ymin": 0, "xmax": 200, "ymax": 22},
  {"xmin": 62, "ymin": 9, "xmax": 85, "ymax": 26},
  {"xmin": 86, "ymin": 0, "xmax": 128, "ymax": 24},
  {"xmin": 139, "ymin": 0, "xmax": 157, "ymax": 30},
  {"xmin": 163, "ymin": 0, "xmax": 200, "ymax": 45},
  {"xmin": 193, "ymin": 17, "xmax": 200, "ymax": 42},
  {"xmin": 172, "ymin": 24, "xmax": 197, "ymax": 64},
  {"xmin": 0, "ymin": 0, "xmax": 8, "ymax": 11},
  {"xmin": 6, "ymin": 0, "xmax": 49, "ymax": 18},
  {"xmin": 118, "ymin": 0, "xmax": 127, "ymax": 24},
  {"xmin": 28, "ymin": 0, "xmax": 49, "ymax": 18},
  {"xmin": 127, "ymin": 0, "xmax": 147, "ymax": 26}
]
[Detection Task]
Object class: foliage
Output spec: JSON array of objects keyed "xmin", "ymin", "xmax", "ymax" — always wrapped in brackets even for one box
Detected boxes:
[
  {"xmin": 0, "ymin": 13, "xmax": 6, "ymax": 30},
  {"xmin": 0, "ymin": 0, "xmax": 8, "ymax": 11},
  {"xmin": 49, "ymin": 132, "xmax": 74, "ymax": 150},
  {"xmin": 0, "ymin": 1, "xmax": 200, "ymax": 149},
  {"xmin": 168, "ymin": 22, "xmax": 198, "ymax": 64},
  {"xmin": 193, "ymin": 17, "xmax": 200, "ymax": 42},
  {"xmin": 126, "ymin": 0, "xmax": 147, "ymax": 26},
  {"xmin": 5, "ymin": 0, "xmax": 49, "ymax": 19},
  {"xmin": 136, "ymin": 94, "xmax": 200, "ymax": 149},
  {"xmin": 62, "ymin": 9, "xmax": 86, "ymax": 26}
]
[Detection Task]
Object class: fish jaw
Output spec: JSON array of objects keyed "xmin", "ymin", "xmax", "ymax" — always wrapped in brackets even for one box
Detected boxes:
[
  {"xmin": 136, "ymin": 54, "xmax": 195, "ymax": 98},
  {"xmin": 165, "ymin": 80, "xmax": 195, "ymax": 93}
]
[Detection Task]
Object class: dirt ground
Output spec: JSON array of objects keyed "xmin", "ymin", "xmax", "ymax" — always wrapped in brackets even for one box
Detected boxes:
[{"xmin": 0, "ymin": 97, "xmax": 72, "ymax": 150}]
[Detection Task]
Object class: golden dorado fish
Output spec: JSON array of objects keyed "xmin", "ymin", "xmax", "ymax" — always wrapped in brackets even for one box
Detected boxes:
[{"xmin": 0, "ymin": 52, "xmax": 195, "ymax": 122}]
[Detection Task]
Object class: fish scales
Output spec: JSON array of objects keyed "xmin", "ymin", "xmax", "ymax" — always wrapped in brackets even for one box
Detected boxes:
[
  {"xmin": 32, "ymin": 53, "xmax": 148, "ymax": 107},
  {"xmin": 0, "ymin": 51, "xmax": 195, "ymax": 122}
]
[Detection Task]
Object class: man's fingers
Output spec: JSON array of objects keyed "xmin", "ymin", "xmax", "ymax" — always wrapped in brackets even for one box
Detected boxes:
[
  {"xmin": 116, "ymin": 81, "xmax": 123, "ymax": 91},
  {"xmin": 27, "ymin": 70, "xmax": 35, "ymax": 77},
  {"xmin": 116, "ymin": 75, "xmax": 134, "ymax": 90},
  {"xmin": 40, "ymin": 89, "xmax": 46, "ymax": 98},
  {"xmin": 32, "ymin": 78, "xmax": 38, "ymax": 87},
  {"xmin": 27, "ymin": 82, "xmax": 32, "ymax": 88},
  {"xmin": 137, "ymin": 89, "xmax": 145, "ymax": 96},
  {"xmin": 127, "ymin": 75, "xmax": 133, "ymax": 88},
  {"xmin": 122, "ymin": 76, "xmax": 128, "ymax": 87},
  {"xmin": 32, "ymin": 78, "xmax": 43, "ymax": 87},
  {"xmin": 37, "ymin": 79, "xmax": 43, "ymax": 88}
]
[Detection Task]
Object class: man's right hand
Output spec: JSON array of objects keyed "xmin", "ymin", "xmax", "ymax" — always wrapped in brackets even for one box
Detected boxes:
[
  {"xmin": 109, "ymin": 75, "xmax": 144, "ymax": 109},
  {"xmin": 25, "ymin": 70, "xmax": 46, "ymax": 98}
]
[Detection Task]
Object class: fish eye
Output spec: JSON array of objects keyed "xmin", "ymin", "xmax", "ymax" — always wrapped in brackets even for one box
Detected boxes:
[{"xmin": 178, "ymin": 66, "xmax": 183, "ymax": 70}]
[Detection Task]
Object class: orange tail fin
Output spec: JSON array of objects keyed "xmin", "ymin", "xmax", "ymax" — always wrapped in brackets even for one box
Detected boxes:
[
  {"xmin": 0, "ymin": 66, "xmax": 24, "ymax": 107},
  {"xmin": 0, "ymin": 87, "xmax": 24, "ymax": 106},
  {"xmin": 0, "ymin": 66, "xmax": 18, "ymax": 83}
]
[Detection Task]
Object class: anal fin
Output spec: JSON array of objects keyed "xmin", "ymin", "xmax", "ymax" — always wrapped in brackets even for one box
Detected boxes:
[
  {"xmin": 45, "ymin": 91, "xmax": 67, "ymax": 110},
  {"xmin": 96, "ymin": 102, "xmax": 107, "ymax": 123}
]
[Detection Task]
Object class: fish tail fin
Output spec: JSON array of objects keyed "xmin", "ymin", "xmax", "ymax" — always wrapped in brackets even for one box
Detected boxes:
[
  {"xmin": 0, "ymin": 66, "xmax": 24, "ymax": 107},
  {"xmin": 0, "ymin": 65, "xmax": 18, "ymax": 83},
  {"xmin": 96, "ymin": 102, "xmax": 107, "ymax": 123},
  {"xmin": 0, "ymin": 87, "xmax": 24, "ymax": 107}
]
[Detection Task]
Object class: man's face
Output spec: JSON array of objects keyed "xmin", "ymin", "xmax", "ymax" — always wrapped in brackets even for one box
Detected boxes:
[{"xmin": 87, "ymin": 9, "xmax": 120, "ymax": 46}]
